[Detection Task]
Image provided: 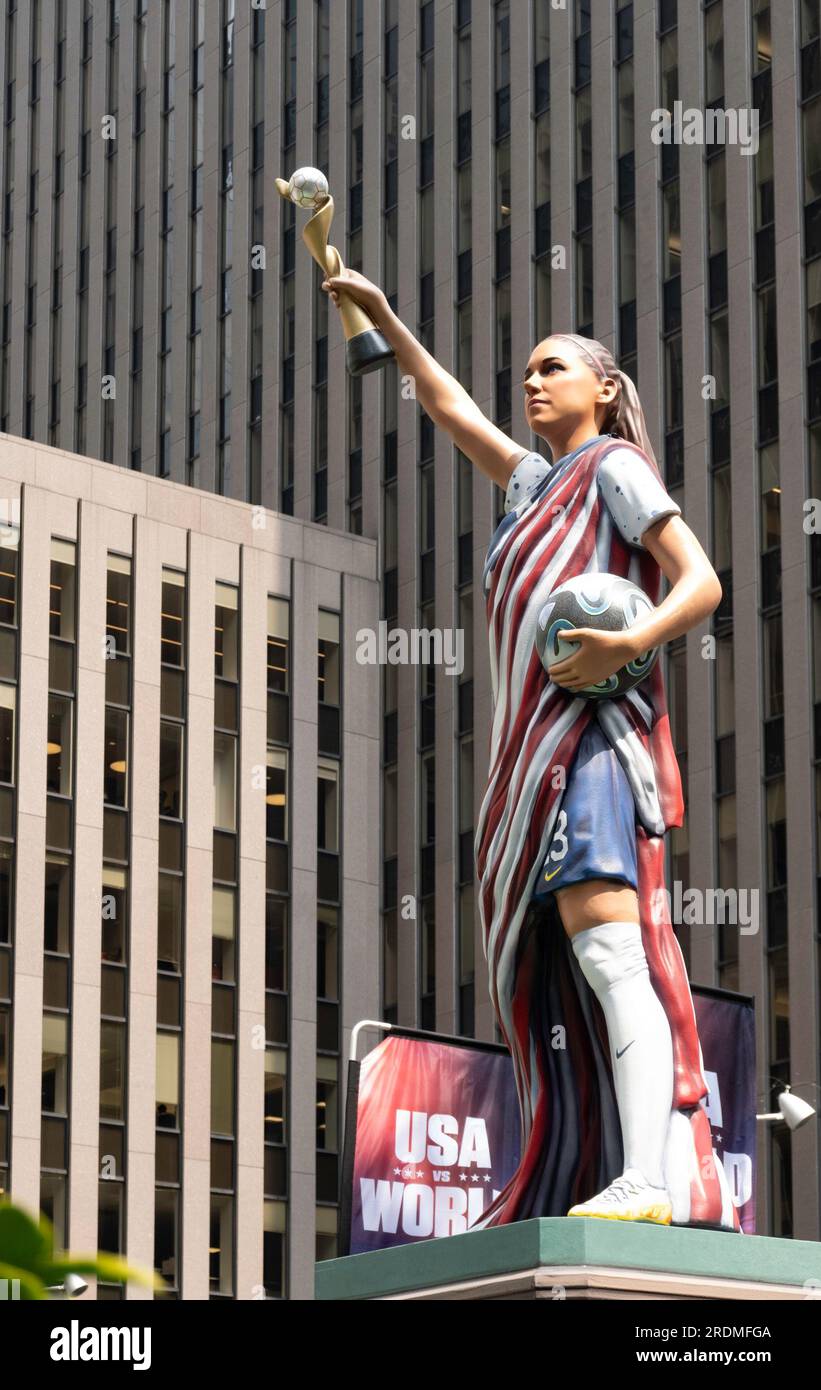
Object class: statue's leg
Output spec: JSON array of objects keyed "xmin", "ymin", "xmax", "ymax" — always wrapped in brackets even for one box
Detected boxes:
[
  {"xmin": 538, "ymin": 722, "xmax": 675, "ymax": 1220},
  {"xmin": 556, "ymin": 883, "xmax": 674, "ymax": 1222}
]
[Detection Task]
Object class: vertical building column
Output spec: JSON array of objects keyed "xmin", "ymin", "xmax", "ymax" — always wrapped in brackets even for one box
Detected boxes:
[
  {"xmin": 139, "ymin": 0, "xmax": 164, "ymax": 477},
  {"xmin": 771, "ymin": 0, "xmax": 820, "ymax": 1239},
  {"xmin": 293, "ymin": 0, "xmax": 316, "ymax": 521},
  {"xmin": 86, "ymin": 0, "xmax": 113, "ymax": 461},
  {"xmin": 195, "ymin": 0, "xmax": 221, "ymax": 499},
  {"xmin": 56, "ymin": 0, "xmax": 82, "ymax": 452},
  {"xmin": 360, "ymin": 0, "xmax": 384, "ymax": 542},
  {"xmin": 288, "ymin": 555, "xmax": 318, "ymax": 1299},
  {"xmin": 325, "ymin": 0, "xmax": 349, "ymax": 534},
  {"xmin": 634, "ymin": 0, "xmax": 665, "ymax": 439},
  {"xmin": 590, "ymin": 0, "xmax": 616, "ymax": 343},
  {"xmin": 32, "ymin": 0, "xmax": 56, "ymax": 446},
  {"xmin": 340, "ymin": 567, "xmax": 381, "ymax": 1054},
  {"xmin": 395, "ymin": 10, "xmax": 420, "ymax": 1027},
  {"xmin": 235, "ymin": 543, "xmax": 267, "ymax": 1298},
  {"xmin": 548, "ymin": 4, "xmax": 573, "ymax": 332},
  {"xmin": 7, "ymin": 4, "xmax": 27, "ymax": 424},
  {"xmin": 509, "ymin": 0, "xmax": 534, "ymax": 448},
  {"xmin": 260, "ymin": 0, "xmax": 283, "ymax": 516},
  {"xmin": 470, "ymin": 2, "xmax": 495, "ymax": 1043},
  {"xmin": 430, "ymin": 0, "xmax": 458, "ymax": 1037},
  {"xmin": 127, "ymin": 513, "xmax": 162, "ymax": 1297},
  {"xmin": 170, "ymin": 0, "xmax": 192, "ymax": 487},
  {"xmin": 720, "ymin": 0, "xmax": 768, "ymax": 1225},
  {"xmin": 677, "ymin": 15, "xmax": 717, "ymax": 990},
  {"xmin": 67, "ymin": 502, "xmax": 107, "ymax": 1261},
  {"xmin": 9, "ymin": 483, "xmax": 49, "ymax": 1213},
  {"xmin": 181, "ymin": 529, "xmax": 216, "ymax": 1299},
  {"xmin": 225, "ymin": 1, "xmax": 251, "ymax": 504}
]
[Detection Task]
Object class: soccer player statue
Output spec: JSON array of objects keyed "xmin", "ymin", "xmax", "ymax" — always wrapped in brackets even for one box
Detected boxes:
[
  {"xmin": 276, "ymin": 168, "xmax": 394, "ymax": 377},
  {"xmin": 321, "ymin": 265, "xmax": 740, "ymax": 1233}
]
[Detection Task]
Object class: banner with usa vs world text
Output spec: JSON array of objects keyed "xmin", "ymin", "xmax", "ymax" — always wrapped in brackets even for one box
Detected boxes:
[{"xmin": 343, "ymin": 988, "xmax": 756, "ymax": 1254}]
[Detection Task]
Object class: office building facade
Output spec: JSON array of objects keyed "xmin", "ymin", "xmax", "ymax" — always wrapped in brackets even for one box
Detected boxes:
[
  {"xmin": 0, "ymin": 432, "xmax": 380, "ymax": 1297},
  {"xmin": 0, "ymin": 0, "xmax": 820, "ymax": 1271}
]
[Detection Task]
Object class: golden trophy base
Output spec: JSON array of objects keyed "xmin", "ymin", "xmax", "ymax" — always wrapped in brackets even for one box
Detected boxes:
[{"xmin": 346, "ymin": 327, "xmax": 395, "ymax": 376}]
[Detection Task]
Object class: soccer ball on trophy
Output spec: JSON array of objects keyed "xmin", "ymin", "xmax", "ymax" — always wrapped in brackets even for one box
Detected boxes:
[
  {"xmin": 535, "ymin": 572, "xmax": 659, "ymax": 699},
  {"xmin": 287, "ymin": 166, "xmax": 329, "ymax": 211}
]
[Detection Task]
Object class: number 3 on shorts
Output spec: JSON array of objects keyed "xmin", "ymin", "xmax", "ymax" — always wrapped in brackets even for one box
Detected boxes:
[{"xmin": 549, "ymin": 808, "xmax": 568, "ymax": 863}]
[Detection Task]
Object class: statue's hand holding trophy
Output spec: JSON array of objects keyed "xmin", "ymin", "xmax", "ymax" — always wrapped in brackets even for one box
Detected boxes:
[{"xmin": 276, "ymin": 167, "xmax": 395, "ymax": 377}]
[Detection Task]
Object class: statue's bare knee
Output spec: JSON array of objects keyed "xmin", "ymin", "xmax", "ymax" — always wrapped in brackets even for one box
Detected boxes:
[{"xmin": 554, "ymin": 878, "xmax": 641, "ymax": 939}]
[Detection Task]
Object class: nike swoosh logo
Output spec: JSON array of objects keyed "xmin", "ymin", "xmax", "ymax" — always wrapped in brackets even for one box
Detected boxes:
[
  {"xmin": 543, "ymin": 864, "xmax": 563, "ymax": 882},
  {"xmin": 616, "ymin": 1041, "xmax": 635, "ymax": 1059}
]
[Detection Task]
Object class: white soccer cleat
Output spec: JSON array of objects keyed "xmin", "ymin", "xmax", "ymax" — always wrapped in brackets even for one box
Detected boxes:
[{"xmin": 567, "ymin": 1167, "xmax": 673, "ymax": 1225}]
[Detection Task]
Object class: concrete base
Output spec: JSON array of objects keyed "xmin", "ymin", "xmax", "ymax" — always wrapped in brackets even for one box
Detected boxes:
[{"xmin": 316, "ymin": 1220, "xmax": 821, "ymax": 1301}]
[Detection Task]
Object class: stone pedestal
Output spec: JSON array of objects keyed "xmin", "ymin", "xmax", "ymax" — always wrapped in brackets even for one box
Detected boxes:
[{"xmin": 316, "ymin": 1220, "xmax": 821, "ymax": 1300}]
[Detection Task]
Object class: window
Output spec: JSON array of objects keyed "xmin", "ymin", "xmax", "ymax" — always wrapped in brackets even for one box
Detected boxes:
[
  {"xmin": 154, "ymin": 1188, "xmax": 179, "ymax": 1285},
  {"xmin": 102, "ymin": 866, "xmax": 127, "ymax": 963},
  {"xmin": 211, "ymin": 1039, "xmax": 234, "ymax": 1135},
  {"xmin": 318, "ymin": 611, "xmax": 340, "ymax": 704},
  {"xmin": 49, "ymin": 541, "xmax": 76, "ymax": 641},
  {"xmin": 317, "ymin": 760, "xmax": 338, "ymax": 852},
  {"xmin": 155, "ymin": 1032, "xmax": 180, "ymax": 1127},
  {"xmin": 0, "ymin": 685, "xmax": 14, "ymax": 783},
  {"xmin": 42, "ymin": 1014, "xmax": 69, "ymax": 1113},
  {"xmin": 99, "ymin": 1021, "xmax": 125, "ymax": 1121},
  {"xmin": 157, "ymin": 874, "xmax": 182, "ymax": 973},
  {"xmin": 161, "ymin": 570, "xmax": 185, "ymax": 667},
  {"xmin": 106, "ymin": 557, "xmax": 131, "ymax": 656},
  {"xmin": 47, "ymin": 696, "xmax": 72, "ymax": 796},
  {"xmin": 0, "ymin": 1008, "xmax": 9, "ymax": 1107},
  {"xmin": 44, "ymin": 856, "xmax": 71, "ymax": 953},
  {"xmin": 159, "ymin": 722, "xmax": 183, "ymax": 818},
  {"xmin": 215, "ymin": 583, "xmax": 238, "ymax": 681},
  {"xmin": 209, "ymin": 1194, "xmax": 234, "ymax": 1296},
  {"xmin": 212, "ymin": 887, "xmax": 235, "ymax": 983},
  {"xmin": 267, "ymin": 598, "xmax": 290, "ymax": 742},
  {"xmin": 266, "ymin": 749, "xmax": 287, "ymax": 841},
  {"xmin": 213, "ymin": 733, "xmax": 236, "ymax": 831},
  {"xmin": 264, "ymin": 1051, "xmax": 286, "ymax": 1144},
  {"xmin": 103, "ymin": 707, "xmax": 128, "ymax": 807},
  {"xmin": 0, "ymin": 527, "xmax": 19, "ymax": 630}
]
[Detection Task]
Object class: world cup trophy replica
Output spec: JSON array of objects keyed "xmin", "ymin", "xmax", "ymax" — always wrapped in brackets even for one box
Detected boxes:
[{"xmin": 276, "ymin": 167, "xmax": 395, "ymax": 377}]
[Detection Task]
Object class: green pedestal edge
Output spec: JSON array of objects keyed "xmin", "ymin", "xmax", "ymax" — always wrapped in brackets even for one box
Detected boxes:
[{"xmin": 315, "ymin": 1219, "xmax": 821, "ymax": 1300}]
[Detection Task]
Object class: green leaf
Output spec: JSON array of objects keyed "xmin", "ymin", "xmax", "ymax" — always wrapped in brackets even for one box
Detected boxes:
[
  {"xmin": 0, "ymin": 1202, "xmax": 53, "ymax": 1269},
  {"xmin": 0, "ymin": 1260, "xmax": 47, "ymax": 1300},
  {"xmin": 0, "ymin": 1202, "xmax": 165, "ymax": 1296}
]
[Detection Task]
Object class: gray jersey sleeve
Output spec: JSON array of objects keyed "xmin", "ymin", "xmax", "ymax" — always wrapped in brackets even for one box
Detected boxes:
[
  {"xmin": 504, "ymin": 451, "xmax": 551, "ymax": 514},
  {"xmin": 596, "ymin": 444, "xmax": 681, "ymax": 547}
]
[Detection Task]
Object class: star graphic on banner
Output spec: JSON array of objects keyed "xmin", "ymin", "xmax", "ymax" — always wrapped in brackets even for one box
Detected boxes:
[
  {"xmin": 415, "ymin": 1170, "xmax": 425, "ymax": 1178},
  {"xmin": 459, "ymin": 1173, "xmax": 467, "ymax": 1182},
  {"xmin": 471, "ymin": 1174, "xmax": 479, "ymax": 1182},
  {"xmin": 483, "ymin": 1174, "xmax": 491, "ymax": 1182},
  {"xmin": 393, "ymin": 1167, "xmax": 401, "ymax": 1175}
]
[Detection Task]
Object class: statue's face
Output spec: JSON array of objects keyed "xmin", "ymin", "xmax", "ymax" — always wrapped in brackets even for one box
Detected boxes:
[{"xmin": 522, "ymin": 338, "xmax": 617, "ymax": 433}]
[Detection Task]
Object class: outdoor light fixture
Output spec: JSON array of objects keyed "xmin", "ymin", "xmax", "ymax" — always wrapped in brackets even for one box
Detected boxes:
[{"xmin": 757, "ymin": 1080, "xmax": 817, "ymax": 1132}]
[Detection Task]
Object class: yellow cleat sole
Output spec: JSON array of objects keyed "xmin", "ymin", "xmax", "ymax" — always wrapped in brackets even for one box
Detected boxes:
[{"xmin": 566, "ymin": 1205, "xmax": 672, "ymax": 1225}]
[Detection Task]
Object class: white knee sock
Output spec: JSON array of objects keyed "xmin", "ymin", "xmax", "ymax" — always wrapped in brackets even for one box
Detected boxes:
[{"xmin": 571, "ymin": 919, "xmax": 673, "ymax": 1190}]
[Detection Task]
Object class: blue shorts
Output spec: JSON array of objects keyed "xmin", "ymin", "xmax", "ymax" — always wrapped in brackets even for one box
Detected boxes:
[{"xmin": 532, "ymin": 719, "xmax": 638, "ymax": 899}]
